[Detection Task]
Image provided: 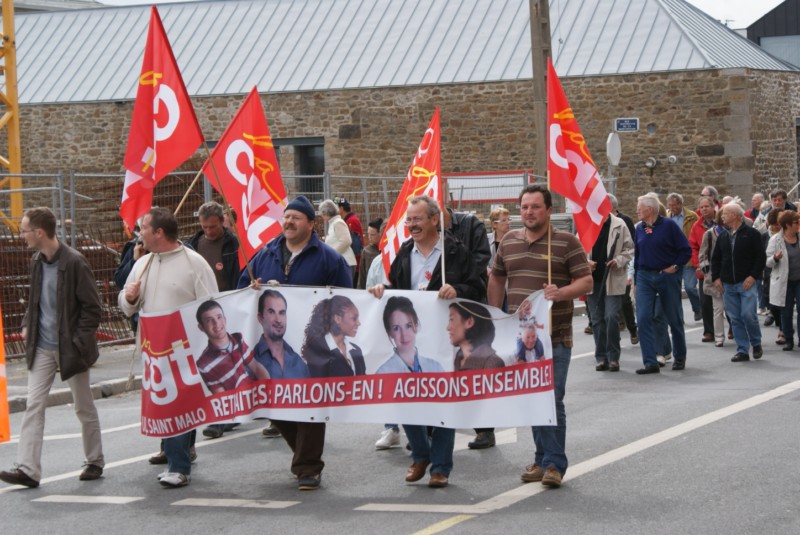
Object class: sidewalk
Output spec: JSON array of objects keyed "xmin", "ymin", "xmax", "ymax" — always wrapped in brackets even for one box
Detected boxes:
[
  {"xmin": 5, "ymin": 300, "xmax": 589, "ymax": 414},
  {"xmin": 5, "ymin": 344, "xmax": 142, "ymax": 414}
]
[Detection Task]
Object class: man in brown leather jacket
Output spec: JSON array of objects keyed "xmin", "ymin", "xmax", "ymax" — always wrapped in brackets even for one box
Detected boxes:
[{"xmin": 1, "ymin": 207, "xmax": 104, "ymax": 488}]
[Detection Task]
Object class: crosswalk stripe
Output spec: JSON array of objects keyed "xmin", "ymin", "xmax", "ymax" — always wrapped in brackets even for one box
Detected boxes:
[
  {"xmin": 172, "ymin": 498, "xmax": 300, "ymax": 509},
  {"xmin": 32, "ymin": 495, "xmax": 143, "ymax": 504}
]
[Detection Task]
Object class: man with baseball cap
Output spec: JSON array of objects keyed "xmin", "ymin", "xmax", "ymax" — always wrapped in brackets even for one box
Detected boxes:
[{"xmin": 237, "ymin": 195, "xmax": 352, "ymax": 490}]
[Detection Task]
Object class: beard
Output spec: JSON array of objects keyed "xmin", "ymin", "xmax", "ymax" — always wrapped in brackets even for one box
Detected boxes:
[{"xmin": 267, "ymin": 330, "xmax": 285, "ymax": 341}]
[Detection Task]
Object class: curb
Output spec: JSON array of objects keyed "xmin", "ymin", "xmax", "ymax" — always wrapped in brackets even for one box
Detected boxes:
[{"xmin": 8, "ymin": 376, "xmax": 143, "ymax": 414}]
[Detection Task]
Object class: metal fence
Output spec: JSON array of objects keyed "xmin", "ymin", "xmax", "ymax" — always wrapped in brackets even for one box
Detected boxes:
[{"xmin": 1, "ymin": 169, "xmax": 549, "ymax": 358}]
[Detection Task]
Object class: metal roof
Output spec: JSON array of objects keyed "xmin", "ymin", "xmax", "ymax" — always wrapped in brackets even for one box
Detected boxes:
[{"xmin": 7, "ymin": 0, "xmax": 798, "ymax": 105}]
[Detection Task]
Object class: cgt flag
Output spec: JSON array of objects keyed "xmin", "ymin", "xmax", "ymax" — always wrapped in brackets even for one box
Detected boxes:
[
  {"xmin": 380, "ymin": 107, "xmax": 443, "ymax": 277},
  {"xmin": 201, "ymin": 87, "xmax": 287, "ymax": 264},
  {"xmin": 547, "ymin": 58, "xmax": 613, "ymax": 251},
  {"xmin": 120, "ymin": 6, "xmax": 204, "ymax": 230}
]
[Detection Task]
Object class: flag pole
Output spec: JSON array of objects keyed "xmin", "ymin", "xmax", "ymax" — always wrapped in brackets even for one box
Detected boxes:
[
  {"xmin": 173, "ymin": 168, "xmax": 205, "ymax": 217},
  {"xmin": 200, "ymin": 141, "xmax": 256, "ymax": 284},
  {"xmin": 439, "ymin": 208, "xmax": 446, "ymax": 288}
]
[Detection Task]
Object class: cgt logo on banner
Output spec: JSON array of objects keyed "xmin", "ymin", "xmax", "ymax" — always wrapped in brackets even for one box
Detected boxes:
[{"xmin": 138, "ymin": 288, "xmax": 555, "ymax": 438}]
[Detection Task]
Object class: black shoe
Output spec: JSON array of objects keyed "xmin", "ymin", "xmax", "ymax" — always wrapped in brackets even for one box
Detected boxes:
[
  {"xmin": 752, "ymin": 345, "xmax": 763, "ymax": 360},
  {"xmin": 468, "ymin": 431, "xmax": 496, "ymax": 450},
  {"xmin": 731, "ymin": 352, "xmax": 750, "ymax": 362},
  {"xmin": 765, "ymin": 316, "xmax": 775, "ymax": 327},
  {"xmin": 79, "ymin": 464, "xmax": 103, "ymax": 481},
  {"xmin": 223, "ymin": 423, "xmax": 240, "ymax": 432},
  {"xmin": 202, "ymin": 425, "xmax": 224, "ymax": 439},
  {"xmin": 635, "ymin": 364, "xmax": 660, "ymax": 375},
  {"xmin": 298, "ymin": 473, "xmax": 321, "ymax": 491},
  {"xmin": 595, "ymin": 361, "xmax": 609, "ymax": 371},
  {"xmin": 694, "ymin": 311, "xmax": 702, "ymax": 322},
  {"xmin": 262, "ymin": 424, "xmax": 282, "ymax": 438},
  {"xmin": 0, "ymin": 468, "xmax": 39, "ymax": 488},
  {"xmin": 783, "ymin": 343, "xmax": 794, "ymax": 351},
  {"xmin": 671, "ymin": 361, "xmax": 685, "ymax": 371}
]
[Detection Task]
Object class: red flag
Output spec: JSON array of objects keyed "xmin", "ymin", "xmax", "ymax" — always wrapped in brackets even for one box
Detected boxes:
[
  {"xmin": 120, "ymin": 6, "xmax": 204, "ymax": 230},
  {"xmin": 380, "ymin": 107, "xmax": 443, "ymax": 277},
  {"xmin": 201, "ymin": 87, "xmax": 287, "ymax": 264},
  {"xmin": 547, "ymin": 58, "xmax": 613, "ymax": 251}
]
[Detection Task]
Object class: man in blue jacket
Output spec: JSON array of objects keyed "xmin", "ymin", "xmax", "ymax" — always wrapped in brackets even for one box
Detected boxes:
[
  {"xmin": 633, "ymin": 195, "xmax": 692, "ymax": 374},
  {"xmin": 237, "ymin": 195, "xmax": 351, "ymax": 491}
]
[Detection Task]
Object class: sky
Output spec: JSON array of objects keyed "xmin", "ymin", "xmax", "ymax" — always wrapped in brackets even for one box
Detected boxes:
[{"xmin": 98, "ymin": 0, "xmax": 786, "ymax": 29}]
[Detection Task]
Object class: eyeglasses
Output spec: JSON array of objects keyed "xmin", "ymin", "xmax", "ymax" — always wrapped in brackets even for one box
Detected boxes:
[
  {"xmin": 404, "ymin": 216, "xmax": 428, "ymax": 225},
  {"xmin": 19, "ymin": 228, "xmax": 33, "ymax": 235}
]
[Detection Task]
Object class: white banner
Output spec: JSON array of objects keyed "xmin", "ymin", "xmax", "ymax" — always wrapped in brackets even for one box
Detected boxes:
[{"xmin": 138, "ymin": 287, "xmax": 555, "ymax": 437}]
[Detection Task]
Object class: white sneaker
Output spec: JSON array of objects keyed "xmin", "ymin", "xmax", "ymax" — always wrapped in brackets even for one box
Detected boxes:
[
  {"xmin": 757, "ymin": 307, "xmax": 768, "ymax": 316},
  {"xmin": 664, "ymin": 353, "xmax": 673, "ymax": 362},
  {"xmin": 156, "ymin": 471, "xmax": 168, "ymax": 481},
  {"xmin": 375, "ymin": 428, "xmax": 401, "ymax": 450},
  {"xmin": 656, "ymin": 355, "xmax": 666, "ymax": 366},
  {"xmin": 159, "ymin": 472, "xmax": 190, "ymax": 488}
]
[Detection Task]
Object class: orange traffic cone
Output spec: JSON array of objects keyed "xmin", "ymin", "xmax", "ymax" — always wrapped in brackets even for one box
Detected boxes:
[{"xmin": 0, "ymin": 302, "xmax": 10, "ymax": 443}]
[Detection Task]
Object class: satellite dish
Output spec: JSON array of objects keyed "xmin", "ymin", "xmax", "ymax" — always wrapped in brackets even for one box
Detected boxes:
[{"xmin": 607, "ymin": 133, "xmax": 621, "ymax": 166}]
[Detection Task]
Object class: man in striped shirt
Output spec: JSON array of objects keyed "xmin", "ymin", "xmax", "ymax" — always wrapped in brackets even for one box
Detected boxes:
[{"xmin": 488, "ymin": 184, "xmax": 592, "ymax": 489}]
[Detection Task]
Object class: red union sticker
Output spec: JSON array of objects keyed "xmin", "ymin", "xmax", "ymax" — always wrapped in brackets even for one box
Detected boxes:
[{"xmin": 215, "ymin": 262, "xmax": 223, "ymax": 271}]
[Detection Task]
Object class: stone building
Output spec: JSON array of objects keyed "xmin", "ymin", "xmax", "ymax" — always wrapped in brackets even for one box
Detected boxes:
[{"xmin": 4, "ymin": 0, "xmax": 800, "ymax": 212}]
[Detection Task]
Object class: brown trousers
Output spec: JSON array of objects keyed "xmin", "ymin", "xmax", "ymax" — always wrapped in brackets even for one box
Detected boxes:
[{"xmin": 270, "ymin": 420, "xmax": 325, "ymax": 477}]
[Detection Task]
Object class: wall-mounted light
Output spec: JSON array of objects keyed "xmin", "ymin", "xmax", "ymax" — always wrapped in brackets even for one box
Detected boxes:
[
  {"xmin": 645, "ymin": 157, "xmax": 658, "ymax": 169},
  {"xmin": 668, "ymin": 155, "xmax": 678, "ymax": 164}
]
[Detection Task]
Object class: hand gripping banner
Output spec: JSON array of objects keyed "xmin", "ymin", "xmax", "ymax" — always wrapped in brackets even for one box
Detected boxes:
[{"xmin": 138, "ymin": 288, "xmax": 556, "ymax": 438}]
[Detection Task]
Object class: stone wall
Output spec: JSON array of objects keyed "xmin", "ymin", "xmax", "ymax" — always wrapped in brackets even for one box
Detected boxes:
[{"xmin": 12, "ymin": 68, "xmax": 800, "ymax": 214}]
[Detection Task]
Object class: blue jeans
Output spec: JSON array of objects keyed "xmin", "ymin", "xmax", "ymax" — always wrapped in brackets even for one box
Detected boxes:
[
  {"xmin": 780, "ymin": 280, "xmax": 800, "ymax": 345},
  {"xmin": 587, "ymin": 290, "xmax": 623, "ymax": 362},
  {"xmin": 635, "ymin": 269, "xmax": 686, "ymax": 367},
  {"xmin": 723, "ymin": 281, "xmax": 762, "ymax": 354},
  {"xmin": 653, "ymin": 296, "xmax": 673, "ymax": 356},
  {"xmin": 164, "ymin": 431, "xmax": 193, "ymax": 475},
  {"xmin": 531, "ymin": 343, "xmax": 571, "ymax": 475},
  {"xmin": 403, "ymin": 425, "xmax": 455, "ymax": 477},
  {"xmin": 757, "ymin": 279, "xmax": 767, "ymax": 309},
  {"xmin": 682, "ymin": 265, "xmax": 701, "ymax": 313}
]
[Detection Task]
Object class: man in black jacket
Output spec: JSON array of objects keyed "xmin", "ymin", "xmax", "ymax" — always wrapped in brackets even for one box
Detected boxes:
[
  {"xmin": 712, "ymin": 202, "xmax": 767, "ymax": 362},
  {"xmin": 368, "ymin": 194, "xmax": 483, "ymax": 488}
]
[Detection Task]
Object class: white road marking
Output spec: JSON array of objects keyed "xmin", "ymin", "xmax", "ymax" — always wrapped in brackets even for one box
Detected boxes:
[
  {"xmin": 32, "ymin": 495, "xmax": 143, "ymax": 504},
  {"xmin": 356, "ymin": 379, "xmax": 800, "ymax": 514},
  {"xmin": 453, "ymin": 428, "xmax": 517, "ymax": 452},
  {"xmin": 172, "ymin": 498, "xmax": 299, "ymax": 509},
  {"xmin": 5, "ymin": 423, "xmax": 141, "ymax": 444},
  {"xmin": 0, "ymin": 427, "xmax": 265, "ymax": 495}
]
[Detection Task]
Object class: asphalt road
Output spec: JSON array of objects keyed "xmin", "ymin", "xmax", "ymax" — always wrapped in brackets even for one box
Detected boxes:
[{"xmin": 2, "ymin": 302, "xmax": 799, "ymax": 535}]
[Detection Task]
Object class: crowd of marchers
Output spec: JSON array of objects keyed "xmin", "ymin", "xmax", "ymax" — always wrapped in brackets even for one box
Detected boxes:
[{"xmin": 3, "ymin": 184, "xmax": 796, "ymax": 494}]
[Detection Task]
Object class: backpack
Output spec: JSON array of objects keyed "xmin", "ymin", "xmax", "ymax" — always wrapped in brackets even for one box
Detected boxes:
[{"xmin": 344, "ymin": 214, "xmax": 363, "ymax": 255}]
